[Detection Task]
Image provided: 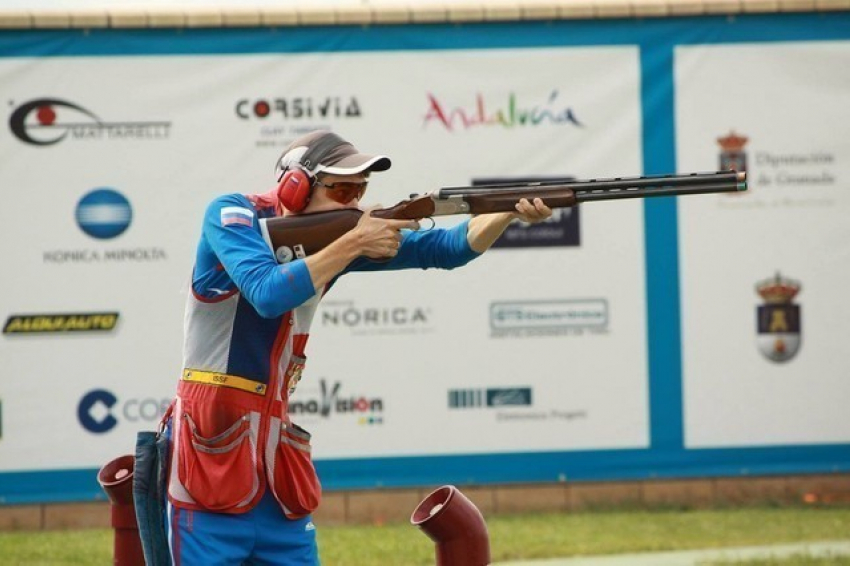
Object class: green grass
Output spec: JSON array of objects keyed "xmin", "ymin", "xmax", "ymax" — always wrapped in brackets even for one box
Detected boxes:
[
  {"xmin": 0, "ymin": 507, "xmax": 848, "ymax": 565},
  {"xmin": 704, "ymin": 554, "xmax": 850, "ymax": 566}
]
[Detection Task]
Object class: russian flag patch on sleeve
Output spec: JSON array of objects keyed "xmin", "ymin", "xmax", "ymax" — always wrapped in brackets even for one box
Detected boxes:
[{"xmin": 220, "ymin": 206, "xmax": 255, "ymax": 227}]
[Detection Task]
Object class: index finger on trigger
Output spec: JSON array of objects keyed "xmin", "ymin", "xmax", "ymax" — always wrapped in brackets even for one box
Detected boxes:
[{"xmin": 388, "ymin": 218, "xmax": 420, "ymax": 231}]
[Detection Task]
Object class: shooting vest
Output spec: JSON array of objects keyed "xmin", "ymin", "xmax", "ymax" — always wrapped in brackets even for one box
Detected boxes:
[{"xmin": 167, "ymin": 287, "xmax": 323, "ymax": 518}]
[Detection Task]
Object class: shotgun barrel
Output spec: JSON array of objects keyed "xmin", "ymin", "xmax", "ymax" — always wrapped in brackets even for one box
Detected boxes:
[{"xmin": 438, "ymin": 171, "xmax": 746, "ymax": 199}]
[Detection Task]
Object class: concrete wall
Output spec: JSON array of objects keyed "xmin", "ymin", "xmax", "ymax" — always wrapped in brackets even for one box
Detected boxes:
[{"xmin": 2, "ymin": 473, "xmax": 848, "ymax": 531}]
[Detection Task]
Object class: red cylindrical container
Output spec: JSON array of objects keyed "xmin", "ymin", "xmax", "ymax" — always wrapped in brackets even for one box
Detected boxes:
[
  {"xmin": 97, "ymin": 455, "xmax": 144, "ymax": 566},
  {"xmin": 411, "ymin": 485, "xmax": 490, "ymax": 566}
]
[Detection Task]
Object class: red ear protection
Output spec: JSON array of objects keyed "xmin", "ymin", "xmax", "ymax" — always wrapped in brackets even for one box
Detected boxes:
[{"xmin": 277, "ymin": 166, "xmax": 314, "ymax": 212}]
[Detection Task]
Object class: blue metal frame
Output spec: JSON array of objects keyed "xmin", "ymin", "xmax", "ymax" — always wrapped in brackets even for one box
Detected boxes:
[{"xmin": 2, "ymin": 13, "xmax": 849, "ymax": 505}]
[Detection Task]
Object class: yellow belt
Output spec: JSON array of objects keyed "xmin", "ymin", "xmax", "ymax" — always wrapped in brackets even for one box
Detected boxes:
[{"xmin": 182, "ymin": 369, "xmax": 267, "ymax": 395}]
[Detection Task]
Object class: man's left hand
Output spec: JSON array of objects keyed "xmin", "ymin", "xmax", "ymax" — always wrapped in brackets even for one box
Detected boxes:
[{"xmin": 513, "ymin": 197, "xmax": 553, "ymax": 224}]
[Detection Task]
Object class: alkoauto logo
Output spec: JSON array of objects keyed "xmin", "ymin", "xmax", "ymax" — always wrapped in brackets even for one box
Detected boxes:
[
  {"xmin": 77, "ymin": 389, "xmax": 171, "ymax": 434},
  {"xmin": 9, "ymin": 98, "xmax": 171, "ymax": 146},
  {"xmin": 4, "ymin": 312, "xmax": 119, "ymax": 334},
  {"xmin": 76, "ymin": 189, "xmax": 132, "ymax": 239}
]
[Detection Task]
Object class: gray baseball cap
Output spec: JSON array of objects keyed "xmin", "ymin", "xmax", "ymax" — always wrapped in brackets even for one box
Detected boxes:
[{"xmin": 276, "ymin": 130, "xmax": 391, "ymax": 179}]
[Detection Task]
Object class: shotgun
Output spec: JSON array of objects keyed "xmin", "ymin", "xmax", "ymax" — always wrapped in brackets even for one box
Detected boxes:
[{"xmin": 259, "ymin": 170, "xmax": 746, "ymax": 264}]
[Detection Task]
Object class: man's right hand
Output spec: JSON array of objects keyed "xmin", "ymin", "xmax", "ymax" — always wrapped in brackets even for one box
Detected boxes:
[{"xmin": 351, "ymin": 207, "xmax": 419, "ymax": 259}]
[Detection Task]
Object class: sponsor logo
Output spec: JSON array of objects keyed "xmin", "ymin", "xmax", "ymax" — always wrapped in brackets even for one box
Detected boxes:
[
  {"xmin": 490, "ymin": 299, "xmax": 608, "ymax": 337},
  {"xmin": 715, "ymin": 130, "xmax": 838, "ymax": 209},
  {"xmin": 3, "ymin": 312, "xmax": 119, "ymax": 334},
  {"xmin": 77, "ymin": 388, "xmax": 171, "ymax": 434},
  {"xmin": 42, "ymin": 189, "xmax": 167, "ymax": 264},
  {"xmin": 717, "ymin": 130, "xmax": 748, "ymax": 173},
  {"xmin": 319, "ymin": 300, "xmax": 433, "ymax": 336},
  {"xmin": 235, "ymin": 96, "xmax": 362, "ymax": 120},
  {"xmin": 448, "ymin": 386, "xmax": 586, "ymax": 423},
  {"xmin": 472, "ymin": 176, "xmax": 580, "ymax": 248},
  {"xmin": 756, "ymin": 272, "xmax": 802, "ymax": 363},
  {"xmin": 9, "ymin": 98, "xmax": 171, "ymax": 146},
  {"xmin": 289, "ymin": 379, "xmax": 384, "ymax": 425},
  {"xmin": 76, "ymin": 189, "xmax": 132, "ymax": 240},
  {"xmin": 236, "ymin": 96, "xmax": 363, "ymax": 148},
  {"xmin": 424, "ymin": 90, "xmax": 583, "ymax": 131},
  {"xmin": 448, "ymin": 387, "xmax": 532, "ymax": 408}
]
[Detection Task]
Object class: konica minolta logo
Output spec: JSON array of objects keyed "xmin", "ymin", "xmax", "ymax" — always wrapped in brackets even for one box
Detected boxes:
[
  {"xmin": 490, "ymin": 299, "xmax": 608, "ymax": 338},
  {"xmin": 76, "ymin": 189, "xmax": 132, "ymax": 240},
  {"xmin": 40, "ymin": 188, "xmax": 167, "ymax": 265}
]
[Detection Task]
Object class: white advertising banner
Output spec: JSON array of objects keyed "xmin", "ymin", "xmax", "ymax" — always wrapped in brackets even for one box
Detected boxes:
[
  {"xmin": 0, "ymin": 46, "xmax": 648, "ymax": 470},
  {"xmin": 676, "ymin": 41, "xmax": 850, "ymax": 448}
]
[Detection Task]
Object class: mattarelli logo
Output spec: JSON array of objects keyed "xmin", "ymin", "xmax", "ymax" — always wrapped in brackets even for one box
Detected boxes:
[
  {"xmin": 424, "ymin": 90, "xmax": 583, "ymax": 131},
  {"xmin": 490, "ymin": 299, "xmax": 608, "ymax": 338},
  {"xmin": 9, "ymin": 98, "xmax": 171, "ymax": 146},
  {"xmin": 3, "ymin": 312, "xmax": 119, "ymax": 334}
]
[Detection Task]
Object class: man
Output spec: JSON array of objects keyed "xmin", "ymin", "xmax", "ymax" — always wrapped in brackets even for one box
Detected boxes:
[{"xmin": 165, "ymin": 130, "xmax": 551, "ymax": 564}]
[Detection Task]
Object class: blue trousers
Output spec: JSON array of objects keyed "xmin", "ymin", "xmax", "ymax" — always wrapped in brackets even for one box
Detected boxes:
[{"xmin": 167, "ymin": 490, "xmax": 319, "ymax": 565}]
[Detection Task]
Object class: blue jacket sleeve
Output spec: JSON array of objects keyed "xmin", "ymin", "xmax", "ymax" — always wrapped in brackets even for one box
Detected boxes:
[
  {"xmin": 343, "ymin": 218, "xmax": 481, "ymax": 274},
  {"xmin": 194, "ymin": 194, "xmax": 315, "ymax": 318}
]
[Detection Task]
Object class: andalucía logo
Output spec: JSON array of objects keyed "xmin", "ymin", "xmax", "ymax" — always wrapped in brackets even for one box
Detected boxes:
[
  {"xmin": 9, "ymin": 98, "xmax": 171, "ymax": 146},
  {"xmin": 424, "ymin": 91, "xmax": 583, "ymax": 131},
  {"xmin": 76, "ymin": 189, "xmax": 132, "ymax": 239},
  {"xmin": 717, "ymin": 130, "xmax": 749, "ymax": 172},
  {"xmin": 3, "ymin": 312, "xmax": 119, "ymax": 334},
  {"xmin": 756, "ymin": 273, "xmax": 802, "ymax": 363}
]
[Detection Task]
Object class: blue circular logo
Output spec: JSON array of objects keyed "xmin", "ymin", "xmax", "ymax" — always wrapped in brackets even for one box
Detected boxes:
[
  {"xmin": 75, "ymin": 188, "xmax": 132, "ymax": 239},
  {"xmin": 78, "ymin": 389, "xmax": 118, "ymax": 433}
]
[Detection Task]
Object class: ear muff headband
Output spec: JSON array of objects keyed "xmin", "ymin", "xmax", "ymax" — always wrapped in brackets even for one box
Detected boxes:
[
  {"xmin": 298, "ymin": 132, "xmax": 347, "ymax": 173},
  {"xmin": 277, "ymin": 132, "xmax": 347, "ymax": 212}
]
